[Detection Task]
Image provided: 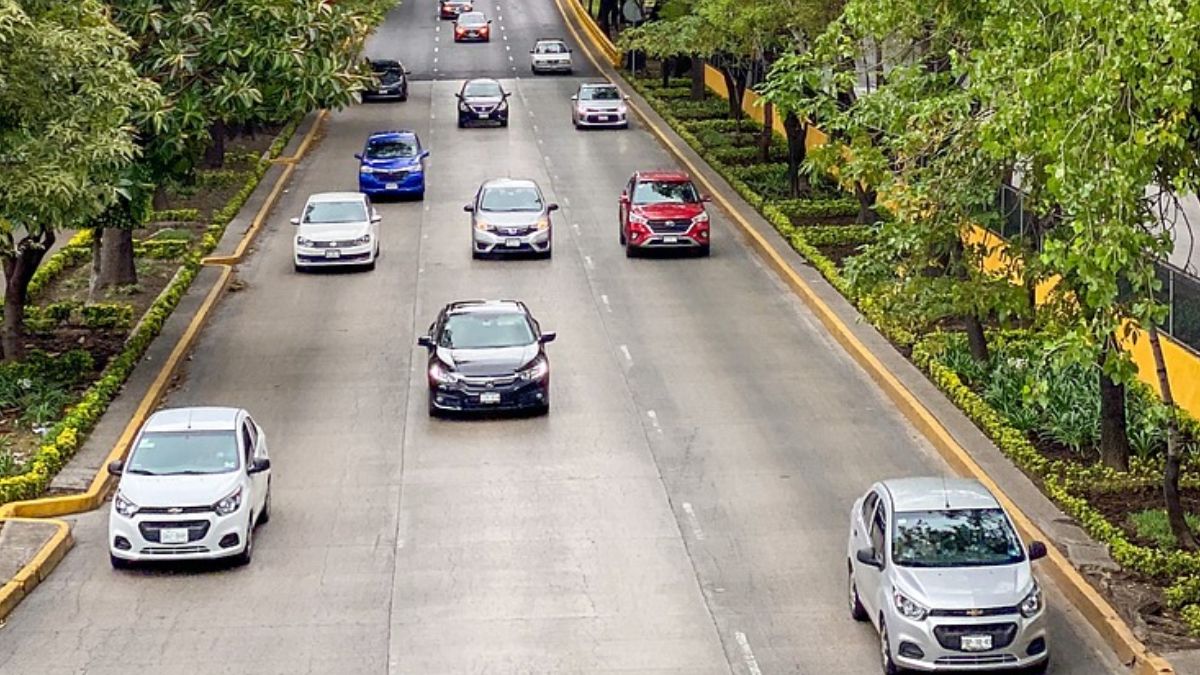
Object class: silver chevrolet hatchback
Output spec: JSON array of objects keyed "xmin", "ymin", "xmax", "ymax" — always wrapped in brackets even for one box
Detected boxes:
[{"xmin": 848, "ymin": 477, "xmax": 1049, "ymax": 673}]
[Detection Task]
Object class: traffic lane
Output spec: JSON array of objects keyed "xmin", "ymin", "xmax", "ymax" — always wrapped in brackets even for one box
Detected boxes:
[
  {"xmin": 386, "ymin": 78, "xmax": 729, "ymax": 673},
  {"xmin": 0, "ymin": 92, "xmax": 434, "ymax": 674},
  {"xmin": 364, "ymin": 0, "xmax": 439, "ymax": 78},
  {"xmin": 521, "ymin": 77, "xmax": 1125, "ymax": 672}
]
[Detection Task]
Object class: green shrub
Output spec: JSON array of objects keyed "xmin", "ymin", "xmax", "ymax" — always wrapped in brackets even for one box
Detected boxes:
[
  {"xmin": 196, "ymin": 169, "xmax": 251, "ymax": 189},
  {"xmin": 683, "ymin": 118, "xmax": 756, "ymax": 135},
  {"xmin": 665, "ymin": 97, "xmax": 729, "ymax": 121},
  {"xmin": 772, "ymin": 198, "xmax": 860, "ymax": 222},
  {"xmin": 146, "ymin": 208, "xmax": 201, "ymax": 223},
  {"xmin": 80, "ymin": 303, "xmax": 134, "ymax": 330},
  {"xmin": 801, "ymin": 225, "xmax": 877, "ymax": 247},
  {"xmin": 136, "ymin": 239, "xmax": 190, "ymax": 260}
]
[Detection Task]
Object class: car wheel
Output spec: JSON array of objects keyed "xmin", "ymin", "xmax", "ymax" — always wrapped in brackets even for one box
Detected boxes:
[
  {"xmin": 619, "ymin": 228, "xmax": 626, "ymax": 245},
  {"xmin": 848, "ymin": 565, "xmax": 868, "ymax": 621},
  {"xmin": 1023, "ymin": 657, "xmax": 1050, "ymax": 675},
  {"xmin": 697, "ymin": 244, "xmax": 711, "ymax": 257},
  {"xmin": 471, "ymin": 248, "xmax": 484, "ymax": 260},
  {"xmin": 625, "ymin": 242, "xmax": 638, "ymax": 258},
  {"xmin": 500, "ymin": 119, "xmax": 509, "ymax": 128},
  {"xmin": 258, "ymin": 480, "xmax": 272, "ymax": 525},
  {"xmin": 365, "ymin": 256, "xmax": 377, "ymax": 271},
  {"xmin": 428, "ymin": 392, "xmax": 443, "ymax": 418},
  {"xmin": 232, "ymin": 520, "xmax": 254, "ymax": 566},
  {"xmin": 457, "ymin": 117, "xmax": 466, "ymax": 128},
  {"xmin": 534, "ymin": 401, "xmax": 550, "ymax": 416},
  {"xmin": 293, "ymin": 263, "xmax": 304, "ymax": 273},
  {"xmin": 880, "ymin": 621, "xmax": 903, "ymax": 675},
  {"xmin": 110, "ymin": 553, "xmax": 132, "ymax": 570}
]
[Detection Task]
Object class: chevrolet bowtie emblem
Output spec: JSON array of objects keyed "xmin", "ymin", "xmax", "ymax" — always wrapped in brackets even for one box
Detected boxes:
[
  {"xmin": 966, "ymin": 608, "xmax": 983, "ymax": 617},
  {"xmin": 168, "ymin": 507, "xmax": 183, "ymax": 514}
]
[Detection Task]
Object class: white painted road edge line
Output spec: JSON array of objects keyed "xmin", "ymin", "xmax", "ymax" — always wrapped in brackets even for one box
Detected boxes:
[
  {"xmin": 735, "ymin": 632, "xmax": 764, "ymax": 675},
  {"xmin": 646, "ymin": 409, "xmax": 663, "ymax": 433},
  {"xmin": 619, "ymin": 344, "xmax": 632, "ymax": 363},
  {"xmin": 681, "ymin": 502, "xmax": 706, "ymax": 541},
  {"xmin": 600, "ymin": 294, "xmax": 611, "ymax": 311},
  {"xmin": 584, "ymin": 255, "xmax": 594, "ymax": 269}
]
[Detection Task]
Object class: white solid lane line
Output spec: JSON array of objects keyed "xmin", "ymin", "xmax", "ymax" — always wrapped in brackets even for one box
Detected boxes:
[
  {"xmin": 681, "ymin": 502, "xmax": 706, "ymax": 541},
  {"xmin": 735, "ymin": 632, "xmax": 764, "ymax": 675}
]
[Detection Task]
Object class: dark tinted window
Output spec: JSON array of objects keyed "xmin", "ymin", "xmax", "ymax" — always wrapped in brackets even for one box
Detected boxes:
[
  {"xmin": 439, "ymin": 312, "xmax": 535, "ymax": 349},
  {"xmin": 464, "ymin": 80, "xmax": 502, "ymax": 98},
  {"xmin": 367, "ymin": 138, "xmax": 418, "ymax": 159},
  {"xmin": 581, "ymin": 86, "xmax": 620, "ymax": 101}
]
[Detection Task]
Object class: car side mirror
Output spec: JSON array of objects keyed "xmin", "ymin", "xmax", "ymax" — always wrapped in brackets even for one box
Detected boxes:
[
  {"xmin": 290, "ymin": 217, "xmax": 301, "ymax": 226},
  {"xmin": 248, "ymin": 457, "xmax": 271, "ymax": 474},
  {"xmin": 539, "ymin": 331, "xmax": 557, "ymax": 344},
  {"xmin": 502, "ymin": 91, "xmax": 511, "ymax": 98},
  {"xmin": 547, "ymin": 203, "xmax": 560, "ymax": 212},
  {"xmin": 420, "ymin": 149, "xmax": 430, "ymax": 158},
  {"xmin": 455, "ymin": 92, "xmax": 463, "ymax": 99},
  {"xmin": 417, "ymin": 336, "xmax": 435, "ymax": 350},
  {"xmin": 856, "ymin": 547, "xmax": 882, "ymax": 569},
  {"xmin": 107, "ymin": 459, "xmax": 124, "ymax": 476},
  {"xmin": 463, "ymin": 204, "xmax": 475, "ymax": 212},
  {"xmin": 529, "ymin": 49, "xmax": 535, "ymax": 54},
  {"xmin": 623, "ymin": 94, "xmax": 630, "ymax": 100},
  {"xmin": 371, "ymin": 212, "xmax": 382, "ymax": 223},
  {"xmin": 701, "ymin": 194, "xmax": 713, "ymax": 202},
  {"xmin": 354, "ymin": 153, "xmax": 363, "ymax": 160},
  {"xmin": 1028, "ymin": 541, "xmax": 1047, "ymax": 561},
  {"xmin": 570, "ymin": 95, "xmax": 578, "ymax": 101},
  {"xmin": 619, "ymin": 194, "xmax": 629, "ymax": 204}
]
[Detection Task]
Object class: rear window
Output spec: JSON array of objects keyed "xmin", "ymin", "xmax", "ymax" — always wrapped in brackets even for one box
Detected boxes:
[{"xmin": 536, "ymin": 42, "xmax": 568, "ymax": 54}]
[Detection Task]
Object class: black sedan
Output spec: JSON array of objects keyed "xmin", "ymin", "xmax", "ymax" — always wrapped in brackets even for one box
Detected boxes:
[
  {"xmin": 362, "ymin": 59, "xmax": 408, "ymax": 101},
  {"xmin": 418, "ymin": 300, "xmax": 555, "ymax": 416},
  {"xmin": 456, "ymin": 78, "xmax": 509, "ymax": 128}
]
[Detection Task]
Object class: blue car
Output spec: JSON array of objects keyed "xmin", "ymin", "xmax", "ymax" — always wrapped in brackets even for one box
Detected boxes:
[{"xmin": 356, "ymin": 131, "xmax": 428, "ymax": 199}]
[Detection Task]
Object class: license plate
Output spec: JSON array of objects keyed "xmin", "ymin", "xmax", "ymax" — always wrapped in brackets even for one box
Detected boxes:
[
  {"xmin": 325, "ymin": 250, "xmax": 341, "ymax": 259},
  {"xmin": 385, "ymin": 182, "xmax": 398, "ymax": 189},
  {"xmin": 505, "ymin": 238, "xmax": 521, "ymax": 248},
  {"xmin": 960, "ymin": 635, "xmax": 993, "ymax": 651},
  {"xmin": 480, "ymin": 392, "xmax": 501, "ymax": 404},
  {"xmin": 599, "ymin": 115, "xmax": 612, "ymax": 121},
  {"xmin": 663, "ymin": 235, "xmax": 679, "ymax": 243},
  {"xmin": 160, "ymin": 528, "xmax": 189, "ymax": 544}
]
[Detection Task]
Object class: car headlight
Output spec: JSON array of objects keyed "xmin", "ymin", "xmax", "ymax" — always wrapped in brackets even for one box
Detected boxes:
[
  {"xmin": 892, "ymin": 589, "xmax": 928, "ymax": 621},
  {"xmin": 1019, "ymin": 583, "xmax": 1042, "ymax": 618},
  {"xmin": 354, "ymin": 234, "xmax": 371, "ymax": 245},
  {"xmin": 692, "ymin": 212, "xmax": 709, "ymax": 224},
  {"xmin": 616, "ymin": 104, "xmax": 627, "ymax": 114},
  {"xmin": 114, "ymin": 491, "xmax": 138, "ymax": 518},
  {"xmin": 214, "ymin": 487, "xmax": 243, "ymax": 516},
  {"xmin": 459, "ymin": 101, "xmax": 469, "ymax": 111},
  {"xmin": 629, "ymin": 212, "xmax": 648, "ymax": 223},
  {"xmin": 296, "ymin": 236, "xmax": 316, "ymax": 247},
  {"xmin": 360, "ymin": 166, "xmax": 377, "ymax": 174},
  {"xmin": 519, "ymin": 357, "xmax": 549, "ymax": 381},
  {"xmin": 497, "ymin": 99, "xmax": 509, "ymax": 111},
  {"xmin": 428, "ymin": 360, "xmax": 460, "ymax": 385},
  {"xmin": 536, "ymin": 216, "xmax": 550, "ymax": 231}
]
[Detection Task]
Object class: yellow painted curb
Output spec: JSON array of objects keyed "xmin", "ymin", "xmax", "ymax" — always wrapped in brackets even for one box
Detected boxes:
[
  {"xmin": 554, "ymin": 0, "xmax": 1174, "ymax": 672},
  {"xmin": 0, "ymin": 518, "xmax": 73, "ymax": 622},
  {"xmin": 0, "ymin": 108, "xmax": 325, "ymax": 622}
]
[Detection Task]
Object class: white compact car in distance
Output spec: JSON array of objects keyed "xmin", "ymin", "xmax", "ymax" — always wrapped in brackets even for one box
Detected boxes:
[
  {"xmin": 530, "ymin": 38, "xmax": 572, "ymax": 74},
  {"xmin": 291, "ymin": 192, "xmax": 381, "ymax": 271},
  {"xmin": 107, "ymin": 407, "xmax": 272, "ymax": 568}
]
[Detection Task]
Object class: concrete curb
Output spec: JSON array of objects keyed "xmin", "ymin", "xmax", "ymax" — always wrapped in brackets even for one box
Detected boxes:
[
  {"xmin": 553, "ymin": 0, "xmax": 1174, "ymax": 672},
  {"xmin": 0, "ymin": 109, "xmax": 326, "ymax": 623}
]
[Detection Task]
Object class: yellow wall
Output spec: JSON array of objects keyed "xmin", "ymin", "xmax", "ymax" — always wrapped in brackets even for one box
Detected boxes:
[{"xmin": 701, "ymin": 65, "xmax": 828, "ymax": 149}]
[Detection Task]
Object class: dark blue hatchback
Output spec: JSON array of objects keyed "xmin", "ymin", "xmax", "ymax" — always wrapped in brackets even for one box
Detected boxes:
[{"xmin": 356, "ymin": 131, "xmax": 428, "ymax": 199}]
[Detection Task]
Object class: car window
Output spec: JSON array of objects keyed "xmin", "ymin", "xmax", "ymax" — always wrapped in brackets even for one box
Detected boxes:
[
  {"xmin": 127, "ymin": 431, "xmax": 240, "ymax": 476},
  {"xmin": 458, "ymin": 12, "xmax": 486, "ymax": 25},
  {"xmin": 892, "ymin": 508, "xmax": 1026, "ymax": 568},
  {"xmin": 366, "ymin": 139, "xmax": 418, "ymax": 159},
  {"xmin": 581, "ymin": 87, "xmax": 620, "ymax": 101},
  {"xmin": 439, "ymin": 312, "xmax": 536, "ymax": 349},
  {"xmin": 463, "ymin": 80, "xmax": 502, "ymax": 97},
  {"xmin": 241, "ymin": 423, "xmax": 255, "ymax": 464},
  {"xmin": 304, "ymin": 201, "xmax": 367, "ymax": 224},
  {"xmin": 869, "ymin": 503, "xmax": 886, "ymax": 557},
  {"xmin": 480, "ymin": 186, "xmax": 542, "ymax": 212},
  {"xmin": 861, "ymin": 491, "xmax": 879, "ymax": 526},
  {"xmin": 536, "ymin": 42, "xmax": 567, "ymax": 54},
  {"xmin": 632, "ymin": 180, "xmax": 700, "ymax": 204}
]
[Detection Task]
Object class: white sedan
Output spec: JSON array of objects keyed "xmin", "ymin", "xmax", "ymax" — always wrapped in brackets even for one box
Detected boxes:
[
  {"xmin": 530, "ymin": 39, "xmax": 572, "ymax": 74},
  {"xmin": 291, "ymin": 192, "xmax": 381, "ymax": 271},
  {"xmin": 107, "ymin": 407, "xmax": 272, "ymax": 568}
]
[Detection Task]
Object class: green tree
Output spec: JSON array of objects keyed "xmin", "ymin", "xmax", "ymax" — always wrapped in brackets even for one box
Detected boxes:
[{"xmin": 0, "ymin": 0, "xmax": 158, "ymax": 360}]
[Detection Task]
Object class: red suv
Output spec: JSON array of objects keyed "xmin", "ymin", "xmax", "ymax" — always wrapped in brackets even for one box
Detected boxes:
[{"xmin": 618, "ymin": 171, "xmax": 711, "ymax": 257}]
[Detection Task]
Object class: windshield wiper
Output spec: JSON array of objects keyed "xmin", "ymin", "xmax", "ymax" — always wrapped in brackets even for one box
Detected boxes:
[
  {"xmin": 171, "ymin": 469, "xmax": 219, "ymax": 475},
  {"xmin": 125, "ymin": 469, "xmax": 161, "ymax": 476}
]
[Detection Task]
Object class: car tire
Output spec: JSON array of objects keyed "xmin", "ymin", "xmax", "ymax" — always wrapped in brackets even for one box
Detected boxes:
[
  {"xmin": 500, "ymin": 119, "xmax": 509, "ymax": 128},
  {"xmin": 534, "ymin": 401, "xmax": 550, "ymax": 416},
  {"xmin": 232, "ymin": 521, "xmax": 254, "ymax": 567},
  {"xmin": 697, "ymin": 244, "xmax": 711, "ymax": 257},
  {"xmin": 848, "ymin": 565, "xmax": 868, "ymax": 621},
  {"xmin": 457, "ymin": 117, "xmax": 466, "ymax": 128},
  {"xmin": 619, "ymin": 228, "xmax": 626, "ymax": 245},
  {"xmin": 399, "ymin": 92, "xmax": 408, "ymax": 102},
  {"xmin": 625, "ymin": 242, "xmax": 638, "ymax": 258},
  {"xmin": 880, "ymin": 621, "xmax": 904, "ymax": 675},
  {"xmin": 110, "ymin": 553, "xmax": 133, "ymax": 570},
  {"xmin": 293, "ymin": 263, "xmax": 304, "ymax": 273},
  {"xmin": 258, "ymin": 481, "xmax": 272, "ymax": 525},
  {"xmin": 472, "ymin": 248, "xmax": 484, "ymax": 260},
  {"xmin": 428, "ymin": 392, "xmax": 443, "ymax": 418}
]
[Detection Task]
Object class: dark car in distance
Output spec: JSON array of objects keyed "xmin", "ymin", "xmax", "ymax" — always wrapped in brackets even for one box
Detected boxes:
[
  {"xmin": 362, "ymin": 59, "xmax": 408, "ymax": 101},
  {"xmin": 418, "ymin": 300, "xmax": 555, "ymax": 416},
  {"xmin": 456, "ymin": 78, "xmax": 509, "ymax": 128}
]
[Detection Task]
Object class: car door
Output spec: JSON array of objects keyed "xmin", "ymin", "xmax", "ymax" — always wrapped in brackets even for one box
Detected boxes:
[
  {"xmin": 241, "ymin": 418, "xmax": 267, "ymax": 516},
  {"xmin": 620, "ymin": 177, "xmax": 635, "ymax": 232},
  {"xmin": 366, "ymin": 196, "xmax": 380, "ymax": 241},
  {"xmin": 857, "ymin": 495, "xmax": 889, "ymax": 622}
]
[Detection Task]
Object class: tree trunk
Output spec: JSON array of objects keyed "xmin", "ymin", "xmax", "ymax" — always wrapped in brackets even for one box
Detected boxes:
[
  {"xmin": 720, "ymin": 67, "xmax": 743, "ymax": 123},
  {"xmin": 151, "ymin": 185, "xmax": 170, "ymax": 211},
  {"xmin": 690, "ymin": 55, "xmax": 705, "ymax": 100},
  {"xmin": 88, "ymin": 228, "xmax": 103, "ymax": 301},
  {"xmin": 759, "ymin": 101, "xmax": 774, "ymax": 163},
  {"xmin": 854, "ymin": 184, "xmax": 880, "ymax": 224},
  {"xmin": 1148, "ymin": 324, "xmax": 1199, "ymax": 549},
  {"xmin": 964, "ymin": 315, "xmax": 990, "ymax": 362},
  {"xmin": 203, "ymin": 119, "xmax": 227, "ymax": 169},
  {"xmin": 92, "ymin": 228, "xmax": 137, "ymax": 295},
  {"xmin": 783, "ymin": 112, "xmax": 811, "ymax": 198},
  {"xmin": 1, "ymin": 232, "xmax": 55, "ymax": 362},
  {"xmin": 1097, "ymin": 340, "xmax": 1131, "ymax": 472}
]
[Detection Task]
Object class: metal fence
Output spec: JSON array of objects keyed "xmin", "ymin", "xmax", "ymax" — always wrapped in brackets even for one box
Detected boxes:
[{"xmin": 995, "ymin": 185, "xmax": 1200, "ymax": 354}]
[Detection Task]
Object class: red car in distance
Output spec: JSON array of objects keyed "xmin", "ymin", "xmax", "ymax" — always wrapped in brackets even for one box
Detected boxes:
[{"xmin": 618, "ymin": 171, "xmax": 711, "ymax": 257}]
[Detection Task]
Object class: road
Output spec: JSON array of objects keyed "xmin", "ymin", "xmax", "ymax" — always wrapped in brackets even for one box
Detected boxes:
[{"xmin": 0, "ymin": 0, "xmax": 1125, "ymax": 673}]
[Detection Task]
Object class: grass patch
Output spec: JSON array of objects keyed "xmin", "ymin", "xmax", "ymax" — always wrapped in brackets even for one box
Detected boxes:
[{"xmin": 1129, "ymin": 509, "xmax": 1200, "ymax": 551}]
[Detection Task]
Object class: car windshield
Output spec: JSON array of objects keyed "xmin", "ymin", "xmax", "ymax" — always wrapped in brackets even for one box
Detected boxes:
[
  {"xmin": 536, "ymin": 42, "xmax": 567, "ymax": 54},
  {"xmin": 480, "ymin": 186, "xmax": 542, "ymax": 212},
  {"xmin": 374, "ymin": 67, "xmax": 403, "ymax": 84},
  {"xmin": 126, "ymin": 431, "xmax": 240, "ymax": 476},
  {"xmin": 440, "ymin": 312, "xmax": 535, "ymax": 349},
  {"xmin": 464, "ymin": 80, "xmax": 502, "ymax": 97},
  {"xmin": 892, "ymin": 508, "xmax": 1026, "ymax": 568},
  {"xmin": 581, "ymin": 87, "xmax": 620, "ymax": 101},
  {"xmin": 458, "ymin": 13, "xmax": 486, "ymax": 25},
  {"xmin": 632, "ymin": 180, "xmax": 700, "ymax": 204},
  {"xmin": 367, "ymin": 139, "xmax": 418, "ymax": 159},
  {"xmin": 304, "ymin": 200, "xmax": 367, "ymax": 224}
]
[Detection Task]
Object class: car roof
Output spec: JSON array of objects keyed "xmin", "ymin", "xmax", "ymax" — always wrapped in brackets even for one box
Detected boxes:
[
  {"xmin": 480, "ymin": 177, "xmax": 539, "ymax": 190},
  {"xmin": 306, "ymin": 192, "xmax": 366, "ymax": 203},
  {"xmin": 143, "ymin": 407, "xmax": 243, "ymax": 433},
  {"xmin": 445, "ymin": 299, "xmax": 528, "ymax": 315},
  {"xmin": 536, "ymin": 38, "xmax": 566, "ymax": 44},
  {"xmin": 367, "ymin": 130, "xmax": 417, "ymax": 141},
  {"xmin": 580, "ymin": 81, "xmax": 617, "ymax": 89},
  {"xmin": 881, "ymin": 477, "xmax": 1000, "ymax": 512},
  {"xmin": 634, "ymin": 170, "xmax": 692, "ymax": 182},
  {"xmin": 458, "ymin": 11, "xmax": 486, "ymax": 19},
  {"xmin": 368, "ymin": 59, "xmax": 403, "ymax": 69},
  {"xmin": 464, "ymin": 77, "xmax": 501, "ymax": 86}
]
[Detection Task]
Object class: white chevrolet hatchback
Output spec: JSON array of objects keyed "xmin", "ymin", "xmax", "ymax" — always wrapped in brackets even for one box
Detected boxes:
[
  {"xmin": 107, "ymin": 407, "xmax": 272, "ymax": 568},
  {"xmin": 848, "ymin": 477, "xmax": 1049, "ymax": 673}
]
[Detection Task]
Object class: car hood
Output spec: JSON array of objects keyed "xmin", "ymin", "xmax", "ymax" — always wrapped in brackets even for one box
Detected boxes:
[
  {"xmin": 464, "ymin": 96, "xmax": 503, "ymax": 107},
  {"xmin": 297, "ymin": 221, "xmax": 370, "ymax": 240},
  {"xmin": 578, "ymin": 99, "xmax": 623, "ymax": 111},
  {"xmin": 476, "ymin": 210, "xmax": 543, "ymax": 227},
  {"xmin": 632, "ymin": 202, "xmax": 705, "ymax": 219},
  {"xmin": 436, "ymin": 344, "xmax": 539, "ymax": 376},
  {"xmin": 118, "ymin": 472, "xmax": 241, "ymax": 509},
  {"xmin": 363, "ymin": 155, "xmax": 420, "ymax": 170},
  {"xmin": 893, "ymin": 563, "xmax": 1033, "ymax": 610}
]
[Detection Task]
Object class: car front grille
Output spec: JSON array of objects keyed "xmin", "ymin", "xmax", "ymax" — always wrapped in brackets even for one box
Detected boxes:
[
  {"xmin": 460, "ymin": 375, "xmax": 519, "ymax": 389},
  {"xmin": 375, "ymin": 170, "xmax": 412, "ymax": 181},
  {"xmin": 648, "ymin": 219, "xmax": 692, "ymax": 233},
  {"xmin": 933, "ymin": 623, "xmax": 1018, "ymax": 651},
  {"xmin": 470, "ymin": 105, "xmax": 496, "ymax": 113},
  {"xmin": 929, "ymin": 605, "xmax": 1019, "ymax": 618},
  {"xmin": 138, "ymin": 520, "xmax": 210, "ymax": 544},
  {"xmin": 141, "ymin": 546, "xmax": 210, "ymax": 555},
  {"xmin": 935, "ymin": 654, "xmax": 1019, "ymax": 666},
  {"xmin": 309, "ymin": 240, "xmax": 358, "ymax": 248},
  {"xmin": 138, "ymin": 505, "xmax": 213, "ymax": 515},
  {"xmin": 493, "ymin": 226, "xmax": 535, "ymax": 236}
]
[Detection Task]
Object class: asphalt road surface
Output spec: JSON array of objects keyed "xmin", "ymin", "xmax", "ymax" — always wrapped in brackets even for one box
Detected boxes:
[{"xmin": 0, "ymin": 1, "xmax": 1127, "ymax": 673}]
